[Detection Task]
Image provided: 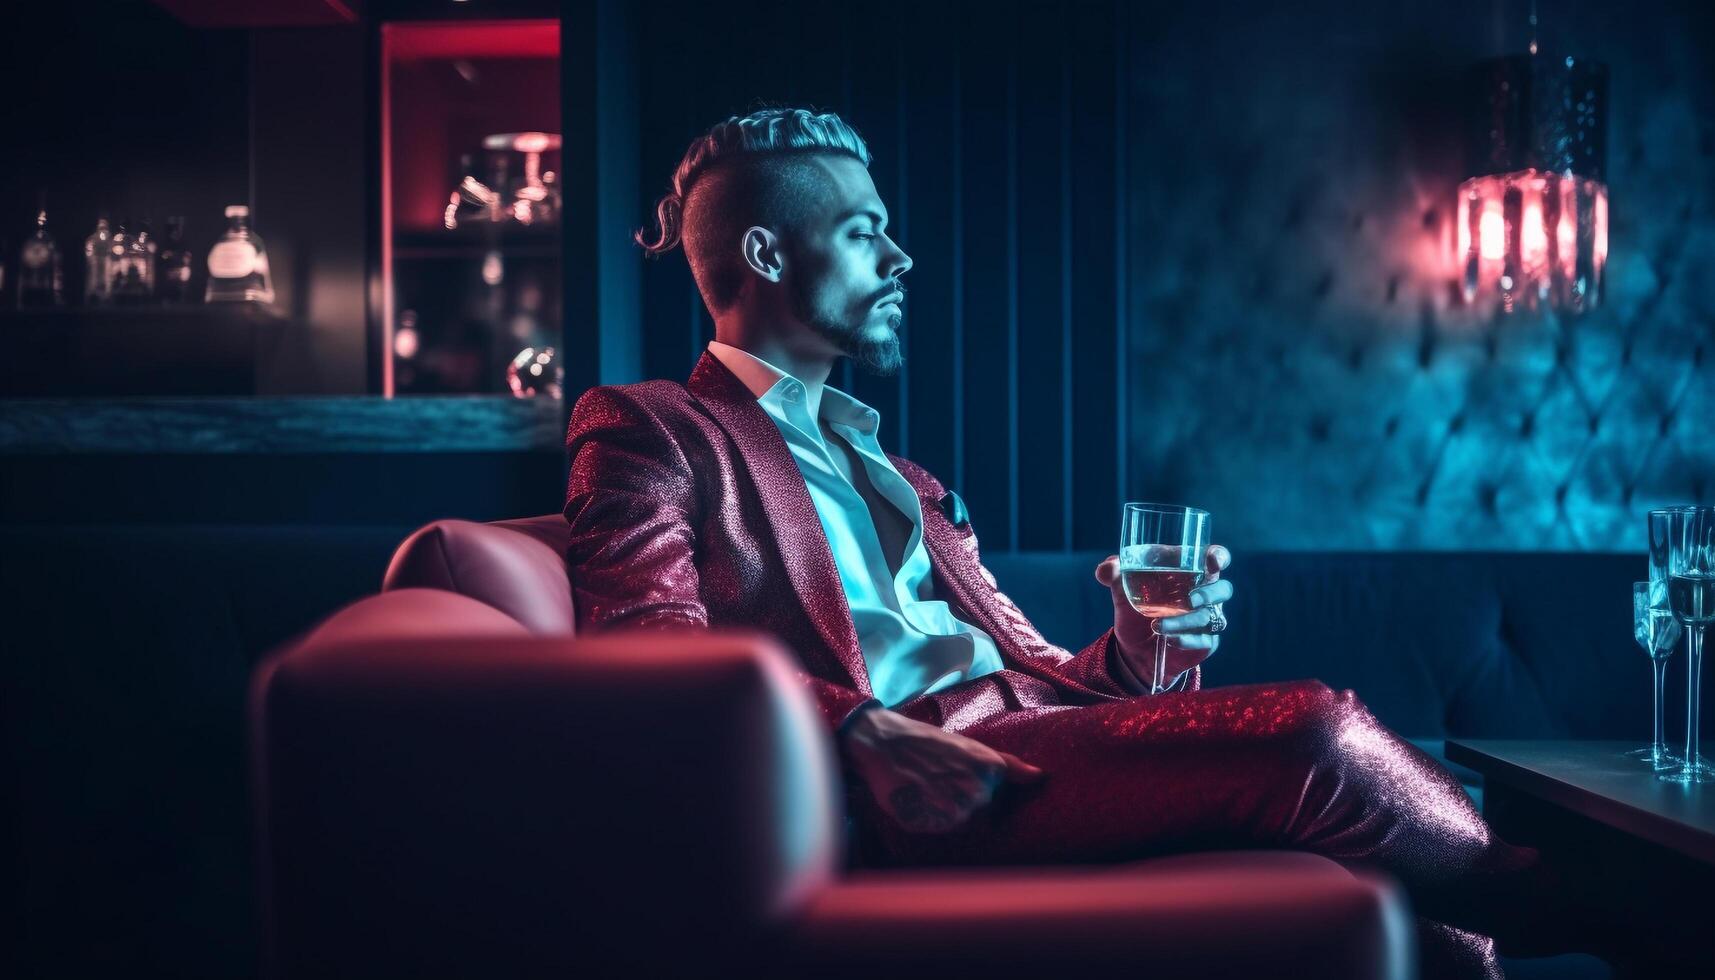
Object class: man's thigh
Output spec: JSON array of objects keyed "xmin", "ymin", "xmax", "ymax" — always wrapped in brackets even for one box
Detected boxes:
[{"xmin": 853, "ymin": 679, "xmax": 1338, "ymax": 868}]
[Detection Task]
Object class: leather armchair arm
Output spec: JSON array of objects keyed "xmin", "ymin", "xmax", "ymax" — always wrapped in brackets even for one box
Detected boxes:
[{"xmin": 252, "ymin": 592, "xmax": 844, "ymax": 977}]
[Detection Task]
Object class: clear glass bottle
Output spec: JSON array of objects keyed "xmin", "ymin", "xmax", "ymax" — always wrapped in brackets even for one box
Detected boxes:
[
  {"xmin": 156, "ymin": 216, "xmax": 193, "ymax": 304},
  {"xmin": 110, "ymin": 216, "xmax": 155, "ymax": 304},
  {"xmin": 205, "ymin": 205, "xmax": 274, "ymax": 304},
  {"xmin": 107, "ymin": 217, "xmax": 129, "ymax": 296},
  {"xmin": 17, "ymin": 207, "xmax": 64, "ymax": 308},
  {"xmin": 114, "ymin": 218, "xmax": 157, "ymax": 304},
  {"xmin": 83, "ymin": 215, "xmax": 113, "ymax": 305}
]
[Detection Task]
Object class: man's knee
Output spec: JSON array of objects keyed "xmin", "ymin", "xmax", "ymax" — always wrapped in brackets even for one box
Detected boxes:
[{"xmin": 1271, "ymin": 679, "xmax": 1361, "ymax": 755}]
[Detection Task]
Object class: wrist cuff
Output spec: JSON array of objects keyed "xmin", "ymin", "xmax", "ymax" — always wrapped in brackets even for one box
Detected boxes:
[
  {"xmin": 1108, "ymin": 633, "xmax": 1148, "ymax": 695},
  {"xmin": 836, "ymin": 698, "xmax": 883, "ymax": 739}
]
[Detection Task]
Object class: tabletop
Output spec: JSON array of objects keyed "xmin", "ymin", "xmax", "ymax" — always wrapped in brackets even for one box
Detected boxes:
[{"xmin": 1444, "ymin": 739, "xmax": 1715, "ymax": 866}]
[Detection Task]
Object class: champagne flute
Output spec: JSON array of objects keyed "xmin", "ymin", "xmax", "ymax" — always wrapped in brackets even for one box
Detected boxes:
[
  {"xmin": 1118, "ymin": 503, "xmax": 1210, "ymax": 693},
  {"xmin": 1629, "ymin": 580, "xmax": 1681, "ymax": 769},
  {"xmin": 1660, "ymin": 505, "xmax": 1715, "ymax": 784},
  {"xmin": 1628, "ymin": 507, "xmax": 1691, "ymax": 765}
]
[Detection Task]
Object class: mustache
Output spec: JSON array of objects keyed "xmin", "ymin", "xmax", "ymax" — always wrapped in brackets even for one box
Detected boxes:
[{"xmin": 873, "ymin": 283, "xmax": 907, "ymax": 305}]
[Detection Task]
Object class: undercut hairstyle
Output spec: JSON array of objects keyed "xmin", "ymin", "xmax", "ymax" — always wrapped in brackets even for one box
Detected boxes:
[{"xmin": 636, "ymin": 107, "xmax": 872, "ymax": 313}]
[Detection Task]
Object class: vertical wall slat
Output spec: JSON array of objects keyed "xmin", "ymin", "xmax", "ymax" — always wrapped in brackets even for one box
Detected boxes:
[
  {"xmin": 901, "ymin": 11, "xmax": 958, "ymax": 488},
  {"xmin": 1014, "ymin": 0, "xmax": 1072, "ymax": 550},
  {"xmin": 959, "ymin": 9, "xmax": 1016, "ymax": 550},
  {"xmin": 1007, "ymin": 58, "xmax": 1021, "ymax": 548},
  {"xmin": 895, "ymin": 19, "xmax": 911, "ymax": 459},
  {"xmin": 1070, "ymin": 2, "xmax": 1120, "ymax": 550},
  {"xmin": 1114, "ymin": 0, "xmax": 1130, "ymax": 511},
  {"xmin": 843, "ymin": 4, "xmax": 905, "ymax": 452},
  {"xmin": 951, "ymin": 43, "xmax": 966, "ymax": 496},
  {"xmin": 1058, "ymin": 39, "xmax": 1075, "ymax": 550}
]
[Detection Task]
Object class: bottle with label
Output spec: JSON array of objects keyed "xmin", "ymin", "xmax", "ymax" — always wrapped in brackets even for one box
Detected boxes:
[
  {"xmin": 17, "ymin": 207, "xmax": 64, "ymax": 308},
  {"xmin": 108, "ymin": 218, "xmax": 129, "ymax": 295},
  {"xmin": 112, "ymin": 217, "xmax": 157, "ymax": 304},
  {"xmin": 156, "ymin": 216, "xmax": 193, "ymax": 304},
  {"xmin": 205, "ymin": 205, "xmax": 274, "ymax": 304},
  {"xmin": 83, "ymin": 215, "xmax": 113, "ymax": 305},
  {"xmin": 109, "ymin": 217, "xmax": 143, "ymax": 303}
]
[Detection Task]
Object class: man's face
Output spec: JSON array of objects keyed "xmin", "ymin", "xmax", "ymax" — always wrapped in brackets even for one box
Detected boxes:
[{"xmin": 780, "ymin": 155, "xmax": 912, "ymax": 376}]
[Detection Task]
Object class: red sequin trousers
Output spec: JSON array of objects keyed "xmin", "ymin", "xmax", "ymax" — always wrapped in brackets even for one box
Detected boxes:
[{"xmin": 849, "ymin": 680, "xmax": 1550, "ymax": 979}]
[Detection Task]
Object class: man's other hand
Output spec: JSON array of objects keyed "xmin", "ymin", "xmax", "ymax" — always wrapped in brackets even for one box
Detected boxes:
[{"xmin": 841, "ymin": 706, "xmax": 1045, "ymax": 834}]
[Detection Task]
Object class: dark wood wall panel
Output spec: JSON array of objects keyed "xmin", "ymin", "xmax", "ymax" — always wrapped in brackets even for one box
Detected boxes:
[
  {"xmin": 627, "ymin": 0, "xmax": 1129, "ymax": 553},
  {"xmin": 1068, "ymin": 2, "xmax": 1122, "ymax": 550},
  {"xmin": 960, "ymin": 19, "xmax": 1016, "ymax": 549},
  {"xmin": 842, "ymin": 31, "xmax": 910, "ymax": 445},
  {"xmin": 1013, "ymin": 3, "xmax": 1074, "ymax": 549},
  {"xmin": 900, "ymin": 23, "xmax": 960, "ymax": 499}
]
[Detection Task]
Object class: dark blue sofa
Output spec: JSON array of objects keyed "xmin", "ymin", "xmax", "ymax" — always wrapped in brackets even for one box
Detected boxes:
[
  {"xmin": 988, "ymin": 550, "xmax": 1657, "ymax": 796},
  {"xmin": 3, "ymin": 524, "xmax": 1656, "ymax": 978}
]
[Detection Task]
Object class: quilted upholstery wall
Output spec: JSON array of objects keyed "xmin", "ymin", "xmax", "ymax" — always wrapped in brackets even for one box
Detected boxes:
[{"xmin": 1125, "ymin": 0, "xmax": 1714, "ymax": 550}]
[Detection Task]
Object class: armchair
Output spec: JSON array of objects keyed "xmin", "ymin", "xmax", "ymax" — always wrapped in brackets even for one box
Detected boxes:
[{"xmin": 247, "ymin": 516, "xmax": 1414, "ymax": 977}]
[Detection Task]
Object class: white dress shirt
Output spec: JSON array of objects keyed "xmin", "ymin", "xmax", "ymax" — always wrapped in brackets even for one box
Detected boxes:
[{"xmin": 707, "ymin": 340, "xmax": 1005, "ymax": 708}]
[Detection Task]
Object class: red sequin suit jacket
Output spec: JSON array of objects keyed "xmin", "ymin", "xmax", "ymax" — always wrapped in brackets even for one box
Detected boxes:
[{"xmin": 563, "ymin": 351, "xmax": 1199, "ymax": 735}]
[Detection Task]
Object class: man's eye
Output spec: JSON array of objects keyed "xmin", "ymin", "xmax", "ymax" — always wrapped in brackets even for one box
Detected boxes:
[{"xmin": 852, "ymin": 233, "xmax": 876, "ymax": 241}]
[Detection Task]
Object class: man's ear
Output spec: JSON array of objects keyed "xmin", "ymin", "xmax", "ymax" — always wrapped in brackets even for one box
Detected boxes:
[{"xmin": 741, "ymin": 226, "xmax": 784, "ymax": 283}]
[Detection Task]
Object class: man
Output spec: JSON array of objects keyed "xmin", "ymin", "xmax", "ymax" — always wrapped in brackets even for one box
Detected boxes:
[{"xmin": 563, "ymin": 108, "xmax": 1594, "ymax": 977}]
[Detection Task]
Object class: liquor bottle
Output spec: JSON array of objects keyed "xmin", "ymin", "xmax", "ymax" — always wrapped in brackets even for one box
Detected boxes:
[
  {"xmin": 109, "ymin": 216, "xmax": 147, "ymax": 303},
  {"xmin": 108, "ymin": 217, "xmax": 129, "ymax": 295},
  {"xmin": 83, "ymin": 215, "xmax": 113, "ymax": 306},
  {"xmin": 113, "ymin": 218, "xmax": 157, "ymax": 304},
  {"xmin": 156, "ymin": 216, "xmax": 193, "ymax": 304},
  {"xmin": 17, "ymin": 207, "xmax": 64, "ymax": 308},
  {"xmin": 205, "ymin": 205, "xmax": 274, "ymax": 304}
]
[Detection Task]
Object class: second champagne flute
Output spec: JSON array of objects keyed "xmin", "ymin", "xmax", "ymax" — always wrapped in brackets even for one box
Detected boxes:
[{"xmin": 1629, "ymin": 580, "xmax": 1681, "ymax": 768}]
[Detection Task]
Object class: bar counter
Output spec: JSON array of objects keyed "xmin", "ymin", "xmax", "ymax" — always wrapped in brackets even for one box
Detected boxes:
[{"xmin": 0, "ymin": 394, "xmax": 566, "ymax": 454}]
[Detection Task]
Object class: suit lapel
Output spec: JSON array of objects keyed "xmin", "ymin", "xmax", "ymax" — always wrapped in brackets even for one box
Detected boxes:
[{"xmin": 686, "ymin": 353, "xmax": 871, "ymax": 695}]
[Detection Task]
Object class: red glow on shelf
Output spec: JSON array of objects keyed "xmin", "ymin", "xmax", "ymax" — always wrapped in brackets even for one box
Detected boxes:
[{"xmin": 383, "ymin": 21, "xmax": 560, "ymax": 61}]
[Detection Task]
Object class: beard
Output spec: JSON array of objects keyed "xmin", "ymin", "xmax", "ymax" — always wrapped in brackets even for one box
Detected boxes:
[{"xmin": 788, "ymin": 276, "xmax": 903, "ymax": 377}]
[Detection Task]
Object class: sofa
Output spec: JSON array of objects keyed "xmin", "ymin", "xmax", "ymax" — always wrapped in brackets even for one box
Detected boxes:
[{"xmin": 250, "ymin": 513, "xmax": 1648, "ymax": 976}]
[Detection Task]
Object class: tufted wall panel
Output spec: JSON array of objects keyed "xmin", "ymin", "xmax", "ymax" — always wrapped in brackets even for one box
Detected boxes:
[{"xmin": 1125, "ymin": 0, "xmax": 1714, "ymax": 550}]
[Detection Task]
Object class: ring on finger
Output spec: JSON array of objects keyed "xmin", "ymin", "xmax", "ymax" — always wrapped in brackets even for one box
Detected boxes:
[{"xmin": 1205, "ymin": 603, "xmax": 1227, "ymax": 634}]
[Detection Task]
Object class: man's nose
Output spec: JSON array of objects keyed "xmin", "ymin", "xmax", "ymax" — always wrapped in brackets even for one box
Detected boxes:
[{"xmin": 887, "ymin": 243, "xmax": 913, "ymax": 279}]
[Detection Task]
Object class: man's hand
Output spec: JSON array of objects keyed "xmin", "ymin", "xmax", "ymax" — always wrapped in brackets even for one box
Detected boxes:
[
  {"xmin": 1095, "ymin": 544, "xmax": 1233, "ymax": 692},
  {"xmin": 841, "ymin": 705, "xmax": 1045, "ymax": 834}
]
